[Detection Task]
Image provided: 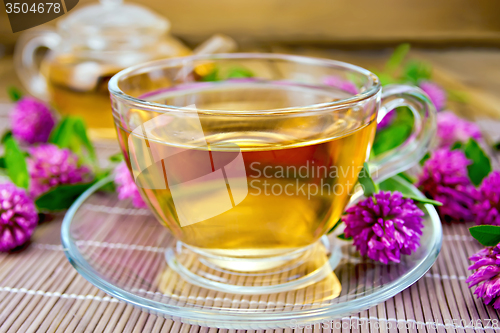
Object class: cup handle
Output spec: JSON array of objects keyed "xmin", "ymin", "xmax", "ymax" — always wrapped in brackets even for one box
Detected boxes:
[
  {"xmin": 368, "ymin": 84, "xmax": 437, "ymax": 182},
  {"xmin": 14, "ymin": 29, "xmax": 61, "ymax": 99}
]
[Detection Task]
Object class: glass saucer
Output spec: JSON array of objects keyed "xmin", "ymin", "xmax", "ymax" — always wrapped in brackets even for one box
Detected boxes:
[{"xmin": 61, "ymin": 176, "xmax": 442, "ymax": 329}]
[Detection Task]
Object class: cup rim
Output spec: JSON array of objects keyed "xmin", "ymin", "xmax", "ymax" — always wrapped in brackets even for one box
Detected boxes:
[{"xmin": 108, "ymin": 52, "xmax": 381, "ymax": 115}]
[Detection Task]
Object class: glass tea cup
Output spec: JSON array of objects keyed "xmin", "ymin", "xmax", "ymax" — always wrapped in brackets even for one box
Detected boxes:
[{"xmin": 109, "ymin": 53, "xmax": 436, "ymax": 293}]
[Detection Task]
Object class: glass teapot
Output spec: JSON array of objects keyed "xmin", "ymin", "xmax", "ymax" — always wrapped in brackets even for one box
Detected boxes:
[{"xmin": 14, "ymin": 0, "xmax": 235, "ymax": 138}]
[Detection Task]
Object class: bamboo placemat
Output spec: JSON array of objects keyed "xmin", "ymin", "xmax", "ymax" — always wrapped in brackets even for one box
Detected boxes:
[{"xmin": 1, "ymin": 98, "xmax": 500, "ymax": 332}]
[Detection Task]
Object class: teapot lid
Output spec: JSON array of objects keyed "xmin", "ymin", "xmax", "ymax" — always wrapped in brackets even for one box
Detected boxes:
[{"xmin": 58, "ymin": 0, "xmax": 170, "ymax": 49}]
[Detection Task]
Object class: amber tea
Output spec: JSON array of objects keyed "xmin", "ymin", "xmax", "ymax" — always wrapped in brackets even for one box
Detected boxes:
[
  {"xmin": 41, "ymin": 55, "xmax": 122, "ymax": 138},
  {"xmin": 42, "ymin": 42, "xmax": 191, "ymax": 138},
  {"xmin": 110, "ymin": 53, "xmax": 436, "ymax": 291},
  {"xmin": 115, "ymin": 82, "xmax": 377, "ymax": 258}
]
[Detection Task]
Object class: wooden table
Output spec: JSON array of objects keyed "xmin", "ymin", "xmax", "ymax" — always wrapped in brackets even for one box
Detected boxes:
[{"xmin": 0, "ymin": 47, "xmax": 499, "ymax": 332}]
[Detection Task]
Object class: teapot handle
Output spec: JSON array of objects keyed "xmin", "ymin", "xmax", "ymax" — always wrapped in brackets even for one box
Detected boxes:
[{"xmin": 14, "ymin": 29, "xmax": 61, "ymax": 99}]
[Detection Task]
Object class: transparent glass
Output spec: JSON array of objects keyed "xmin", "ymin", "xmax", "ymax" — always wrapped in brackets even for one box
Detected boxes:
[
  {"xmin": 61, "ymin": 175, "xmax": 442, "ymax": 329},
  {"xmin": 109, "ymin": 53, "xmax": 436, "ymax": 293},
  {"xmin": 13, "ymin": 0, "xmax": 192, "ymax": 138}
]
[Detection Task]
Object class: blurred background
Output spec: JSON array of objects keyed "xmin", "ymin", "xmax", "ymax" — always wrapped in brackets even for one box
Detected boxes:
[
  {"xmin": 2, "ymin": 0, "xmax": 500, "ymax": 47},
  {"xmin": 1, "ymin": 0, "xmax": 500, "ymax": 121}
]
